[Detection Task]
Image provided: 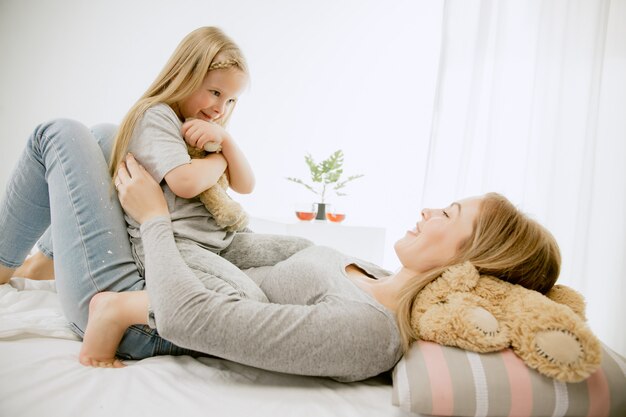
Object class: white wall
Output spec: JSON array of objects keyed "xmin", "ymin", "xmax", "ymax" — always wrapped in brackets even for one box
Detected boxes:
[{"xmin": 0, "ymin": 0, "xmax": 441, "ymax": 270}]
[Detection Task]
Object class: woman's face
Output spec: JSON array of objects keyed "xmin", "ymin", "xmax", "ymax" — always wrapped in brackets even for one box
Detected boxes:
[
  {"xmin": 394, "ymin": 196, "xmax": 483, "ymax": 273},
  {"xmin": 177, "ymin": 67, "xmax": 247, "ymax": 123}
]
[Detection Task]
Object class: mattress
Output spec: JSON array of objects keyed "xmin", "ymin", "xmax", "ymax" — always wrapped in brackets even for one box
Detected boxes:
[{"xmin": 0, "ymin": 278, "xmax": 415, "ymax": 417}]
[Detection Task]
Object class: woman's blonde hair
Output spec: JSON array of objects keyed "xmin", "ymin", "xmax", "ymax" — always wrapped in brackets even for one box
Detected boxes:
[
  {"xmin": 109, "ymin": 26, "xmax": 248, "ymax": 178},
  {"xmin": 395, "ymin": 192, "xmax": 561, "ymax": 351}
]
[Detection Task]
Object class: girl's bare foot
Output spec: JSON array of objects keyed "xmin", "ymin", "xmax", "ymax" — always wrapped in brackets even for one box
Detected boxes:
[
  {"xmin": 79, "ymin": 292, "xmax": 128, "ymax": 368},
  {"xmin": 13, "ymin": 251, "xmax": 55, "ymax": 280},
  {"xmin": 79, "ymin": 290, "xmax": 149, "ymax": 368}
]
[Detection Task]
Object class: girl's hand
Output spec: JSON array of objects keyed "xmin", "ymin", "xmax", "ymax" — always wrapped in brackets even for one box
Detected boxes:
[
  {"xmin": 115, "ymin": 154, "xmax": 169, "ymax": 225},
  {"xmin": 182, "ymin": 119, "xmax": 230, "ymax": 150}
]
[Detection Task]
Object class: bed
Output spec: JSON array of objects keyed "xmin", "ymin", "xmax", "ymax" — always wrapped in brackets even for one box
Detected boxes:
[
  {"xmin": 0, "ymin": 277, "xmax": 414, "ymax": 417},
  {"xmin": 2, "ymin": 277, "xmax": 624, "ymax": 417}
]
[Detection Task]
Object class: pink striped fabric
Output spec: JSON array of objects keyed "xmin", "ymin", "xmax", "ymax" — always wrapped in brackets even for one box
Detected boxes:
[
  {"xmin": 586, "ymin": 368, "xmax": 610, "ymax": 417},
  {"xmin": 501, "ymin": 349, "xmax": 533, "ymax": 417},
  {"xmin": 421, "ymin": 341, "xmax": 454, "ymax": 416},
  {"xmin": 392, "ymin": 341, "xmax": 626, "ymax": 417}
]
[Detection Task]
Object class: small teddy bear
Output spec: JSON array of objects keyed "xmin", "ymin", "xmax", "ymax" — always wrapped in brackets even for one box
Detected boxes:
[
  {"xmin": 411, "ymin": 261, "xmax": 602, "ymax": 383},
  {"xmin": 187, "ymin": 142, "xmax": 248, "ymax": 232}
]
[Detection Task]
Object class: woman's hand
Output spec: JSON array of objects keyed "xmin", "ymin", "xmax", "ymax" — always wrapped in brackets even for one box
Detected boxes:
[
  {"xmin": 182, "ymin": 118, "xmax": 230, "ymax": 150},
  {"xmin": 115, "ymin": 154, "xmax": 169, "ymax": 225}
]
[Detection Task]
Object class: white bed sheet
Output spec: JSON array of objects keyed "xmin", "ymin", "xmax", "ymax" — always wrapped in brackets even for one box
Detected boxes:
[{"xmin": 0, "ymin": 278, "xmax": 416, "ymax": 417}]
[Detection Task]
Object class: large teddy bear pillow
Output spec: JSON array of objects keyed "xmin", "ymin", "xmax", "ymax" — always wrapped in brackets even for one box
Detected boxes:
[{"xmin": 411, "ymin": 261, "xmax": 602, "ymax": 383}]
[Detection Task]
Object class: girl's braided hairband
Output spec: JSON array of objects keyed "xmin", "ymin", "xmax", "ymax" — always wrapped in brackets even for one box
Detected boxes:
[{"xmin": 208, "ymin": 59, "xmax": 239, "ymax": 71}]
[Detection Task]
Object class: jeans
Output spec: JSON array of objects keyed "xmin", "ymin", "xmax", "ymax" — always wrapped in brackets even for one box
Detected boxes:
[{"xmin": 0, "ymin": 119, "xmax": 195, "ymax": 359}]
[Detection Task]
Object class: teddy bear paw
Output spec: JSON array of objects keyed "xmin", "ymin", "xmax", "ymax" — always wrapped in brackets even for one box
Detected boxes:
[
  {"xmin": 534, "ymin": 329, "xmax": 583, "ymax": 365},
  {"xmin": 467, "ymin": 306, "xmax": 500, "ymax": 337},
  {"xmin": 211, "ymin": 200, "xmax": 247, "ymax": 228},
  {"xmin": 224, "ymin": 213, "xmax": 249, "ymax": 232},
  {"xmin": 214, "ymin": 210, "xmax": 241, "ymax": 227}
]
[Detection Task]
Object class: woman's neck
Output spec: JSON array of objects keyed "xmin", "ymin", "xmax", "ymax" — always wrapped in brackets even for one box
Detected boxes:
[{"xmin": 351, "ymin": 266, "xmax": 425, "ymax": 313}]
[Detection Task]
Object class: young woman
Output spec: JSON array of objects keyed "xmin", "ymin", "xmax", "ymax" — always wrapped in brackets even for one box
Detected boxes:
[{"xmin": 0, "ymin": 115, "xmax": 560, "ymax": 381}]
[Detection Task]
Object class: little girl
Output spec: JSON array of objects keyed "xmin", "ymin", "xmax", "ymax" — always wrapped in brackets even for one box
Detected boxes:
[{"xmin": 79, "ymin": 27, "xmax": 311, "ymax": 367}]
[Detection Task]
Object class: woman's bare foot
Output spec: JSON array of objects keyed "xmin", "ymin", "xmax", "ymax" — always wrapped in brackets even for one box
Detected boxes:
[
  {"xmin": 13, "ymin": 251, "xmax": 55, "ymax": 280},
  {"xmin": 0, "ymin": 264, "xmax": 15, "ymax": 285},
  {"xmin": 79, "ymin": 292, "xmax": 128, "ymax": 368}
]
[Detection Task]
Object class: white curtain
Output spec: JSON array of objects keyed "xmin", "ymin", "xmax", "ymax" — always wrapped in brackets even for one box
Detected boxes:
[{"xmin": 422, "ymin": 0, "xmax": 626, "ymax": 355}]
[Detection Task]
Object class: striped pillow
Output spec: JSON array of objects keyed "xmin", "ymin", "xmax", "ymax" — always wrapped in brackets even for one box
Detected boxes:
[{"xmin": 392, "ymin": 340, "xmax": 626, "ymax": 417}]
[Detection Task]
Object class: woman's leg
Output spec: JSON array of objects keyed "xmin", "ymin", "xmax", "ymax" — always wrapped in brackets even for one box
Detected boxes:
[
  {"xmin": 0, "ymin": 119, "xmax": 192, "ymax": 360},
  {"xmin": 9, "ymin": 123, "xmax": 119, "ymax": 282},
  {"xmin": 2, "ymin": 120, "xmax": 143, "ymax": 328}
]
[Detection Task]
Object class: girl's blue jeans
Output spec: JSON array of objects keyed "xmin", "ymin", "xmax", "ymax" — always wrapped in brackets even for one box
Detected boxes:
[{"xmin": 0, "ymin": 119, "xmax": 196, "ymax": 359}]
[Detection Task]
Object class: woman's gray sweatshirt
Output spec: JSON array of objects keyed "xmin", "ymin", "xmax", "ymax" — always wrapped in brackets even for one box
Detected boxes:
[{"xmin": 141, "ymin": 216, "xmax": 402, "ymax": 382}]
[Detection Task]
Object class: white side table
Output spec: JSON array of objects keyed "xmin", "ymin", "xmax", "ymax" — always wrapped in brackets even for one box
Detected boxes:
[{"xmin": 248, "ymin": 217, "xmax": 386, "ymax": 266}]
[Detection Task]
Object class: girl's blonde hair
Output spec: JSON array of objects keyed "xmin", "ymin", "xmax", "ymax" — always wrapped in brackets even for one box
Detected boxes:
[
  {"xmin": 395, "ymin": 192, "xmax": 561, "ymax": 351},
  {"xmin": 109, "ymin": 26, "xmax": 248, "ymax": 177}
]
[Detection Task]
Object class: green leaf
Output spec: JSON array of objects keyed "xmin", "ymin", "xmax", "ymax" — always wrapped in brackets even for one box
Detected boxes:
[
  {"xmin": 285, "ymin": 177, "xmax": 320, "ymax": 196},
  {"xmin": 286, "ymin": 150, "xmax": 364, "ymax": 199}
]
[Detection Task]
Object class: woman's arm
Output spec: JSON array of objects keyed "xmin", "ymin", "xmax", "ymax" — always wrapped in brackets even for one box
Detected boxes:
[
  {"xmin": 115, "ymin": 154, "xmax": 170, "ymax": 224},
  {"xmin": 117, "ymin": 155, "xmax": 398, "ymax": 381}
]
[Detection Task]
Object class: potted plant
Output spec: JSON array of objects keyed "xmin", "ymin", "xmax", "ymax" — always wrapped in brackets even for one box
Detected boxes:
[{"xmin": 286, "ymin": 150, "xmax": 363, "ymax": 221}]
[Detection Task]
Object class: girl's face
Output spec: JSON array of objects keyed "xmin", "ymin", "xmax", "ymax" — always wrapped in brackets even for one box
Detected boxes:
[
  {"xmin": 394, "ymin": 196, "xmax": 482, "ymax": 273},
  {"xmin": 177, "ymin": 67, "xmax": 247, "ymax": 123}
]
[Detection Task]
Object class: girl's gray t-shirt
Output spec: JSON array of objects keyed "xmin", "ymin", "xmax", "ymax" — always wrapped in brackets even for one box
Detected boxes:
[{"xmin": 126, "ymin": 103, "xmax": 234, "ymax": 255}]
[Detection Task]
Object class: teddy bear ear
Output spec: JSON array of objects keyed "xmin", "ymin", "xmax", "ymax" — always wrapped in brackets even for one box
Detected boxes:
[
  {"xmin": 414, "ymin": 261, "xmax": 480, "ymax": 310},
  {"xmin": 545, "ymin": 284, "xmax": 587, "ymax": 320},
  {"xmin": 438, "ymin": 261, "xmax": 480, "ymax": 290}
]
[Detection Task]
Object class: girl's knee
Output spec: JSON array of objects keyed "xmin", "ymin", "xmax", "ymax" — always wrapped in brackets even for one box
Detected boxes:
[
  {"xmin": 292, "ymin": 236, "xmax": 314, "ymax": 251},
  {"xmin": 277, "ymin": 236, "xmax": 314, "ymax": 257}
]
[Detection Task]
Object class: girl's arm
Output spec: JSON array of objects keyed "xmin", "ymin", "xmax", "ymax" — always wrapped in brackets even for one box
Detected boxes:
[
  {"xmin": 128, "ymin": 105, "xmax": 228, "ymax": 199},
  {"xmin": 164, "ymin": 153, "xmax": 228, "ymax": 199},
  {"xmin": 182, "ymin": 119, "xmax": 255, "ymax": 194},
  {"xmin": 219, "ymin": 135, "xmax": 255, "ymax": 194}
]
